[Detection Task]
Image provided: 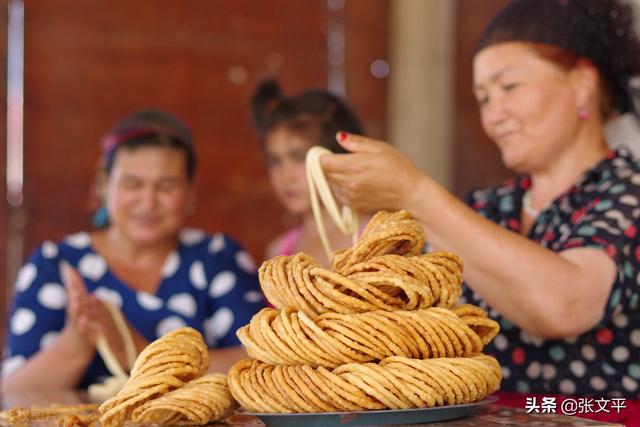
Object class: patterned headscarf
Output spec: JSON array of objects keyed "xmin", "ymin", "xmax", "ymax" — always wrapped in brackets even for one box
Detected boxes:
[{"xmin": 100, "ymin": 109, "xmax": 193, "ymax": 158}]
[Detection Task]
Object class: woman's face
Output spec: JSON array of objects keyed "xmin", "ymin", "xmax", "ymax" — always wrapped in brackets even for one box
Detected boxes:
[
  {"xmin": 473, "ymin": 42, "xmax": 580, "ymax": 173},
  {"xmin": 105, "ymin": 146, "xmax": 192, "ymax": 246},
  {"xmin": 264, "ymin": 126, "xmax": 313, "ymax": 215}
]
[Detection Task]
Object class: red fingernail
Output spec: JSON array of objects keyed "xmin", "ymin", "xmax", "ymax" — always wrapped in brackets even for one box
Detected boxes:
[{"xmin": 337, "ymin": 131, "xmax": 348, "ymax": 142}]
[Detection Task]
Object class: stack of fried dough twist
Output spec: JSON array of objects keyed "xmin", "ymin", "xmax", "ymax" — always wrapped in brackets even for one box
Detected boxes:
[
  {"xmin": 230, "ymin": 210, "xmax": 502, "ymax": 413},
  {"xmin": 99, "ymin": 327, "xmax": 234, "ymax": 427}
]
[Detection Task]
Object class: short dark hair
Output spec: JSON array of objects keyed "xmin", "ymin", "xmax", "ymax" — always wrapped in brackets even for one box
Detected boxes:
[
  {"xmin": 250, "ymin": 79, "xmax": 364, "ymax": 153},
  {"xmin": 101, "ymin": 109, "xmax": 196, "ymax": 180}
]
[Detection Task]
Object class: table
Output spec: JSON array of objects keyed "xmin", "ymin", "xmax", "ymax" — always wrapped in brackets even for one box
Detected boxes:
[{"xmin": 0, "ymin": 391, "xmax": 622, "ymax": 426}]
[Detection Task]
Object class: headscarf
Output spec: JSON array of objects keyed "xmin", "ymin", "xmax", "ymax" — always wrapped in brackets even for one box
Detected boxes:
[{"xmin": 476, "ymin": 0, "xmax": 640, "ymax": 116}]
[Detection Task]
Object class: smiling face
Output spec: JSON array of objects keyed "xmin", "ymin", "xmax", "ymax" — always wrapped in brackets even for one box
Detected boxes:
[
  {"xmin": 473, "ymin": 42, "xmax": 582, "ymax": 173},
  {"xmin": 264, "ymin": 125, "xmax": 313, "ymax": 215},
  {"xmin": 105, "ymin": 146, "xmax": 192, "ymax": 246}
]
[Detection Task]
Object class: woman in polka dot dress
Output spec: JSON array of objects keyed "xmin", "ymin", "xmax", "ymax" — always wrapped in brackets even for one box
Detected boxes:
[
  {"xmin": 1, "ymin": 110, "xmax": 265, "ymax": 392},
  {"xmin": 320, "ymin": 0, "xmax": 640, "ymax": 424}
]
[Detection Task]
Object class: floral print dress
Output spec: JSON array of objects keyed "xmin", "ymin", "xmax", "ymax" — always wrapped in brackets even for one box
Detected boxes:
[{"xmin": 465, "ymin": 148, "xmax": 640, "ymax": 397}]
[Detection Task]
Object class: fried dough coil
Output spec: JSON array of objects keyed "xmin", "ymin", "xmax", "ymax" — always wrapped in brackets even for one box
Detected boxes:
[
  {"xmin": 228, "ymin": 355, "xmax": 501, "ymax": 413},
  {"xmin": 332, "ymin": 210, "xmax": 425, "ymax": 272},
  {"xmin": 260, "ymin": 251, "xmax": 462, "ymax": 317},
  {"xmin": 131, "ymin": 374, "xmax": 234, "ymax": 425},
  {"xmin": 99, "ymin": 327, "xmax": 232, "ymax": 427},
  {"xmin": 238, "ymin": 305, "xmax": 498, "ymax": 367},
  {"xmin": 233, "ymin": 209, "xmax": 501, "ymax": 415}
]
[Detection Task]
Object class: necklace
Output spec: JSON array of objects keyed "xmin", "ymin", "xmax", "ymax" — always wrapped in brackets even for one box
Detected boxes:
[{"xmin": 521, "ymin": 190, "xmax": 540, "ymax": 218}]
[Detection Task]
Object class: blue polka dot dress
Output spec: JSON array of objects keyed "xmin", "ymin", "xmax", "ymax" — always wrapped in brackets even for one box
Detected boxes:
[{"xmin": 2, "ymin": 228, "xmax": 265, "ymax": 388}]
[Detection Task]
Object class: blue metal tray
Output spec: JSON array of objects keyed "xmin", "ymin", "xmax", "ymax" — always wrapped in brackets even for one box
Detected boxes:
[{"xmin": 240, "ymin": 395, "xmax": 498, "ymax": 427}]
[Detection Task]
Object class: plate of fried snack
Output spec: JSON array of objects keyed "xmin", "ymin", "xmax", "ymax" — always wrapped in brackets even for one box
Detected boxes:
[
  {"xmin": 0, "ymin": 327, "xmax": 235, "ymax": 427},
  {"xmin": 241, "ymin": 396, "xmax": 498, "ymax": 427},
  {"xmin": 228, "ymin": 210, "xmax": 503, "ymax": 426}
]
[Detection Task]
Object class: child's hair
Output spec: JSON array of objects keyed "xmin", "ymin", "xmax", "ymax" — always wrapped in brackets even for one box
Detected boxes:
[{"xmin": 250, "ymin": 79, "xmax": 363, "ymax": 153}]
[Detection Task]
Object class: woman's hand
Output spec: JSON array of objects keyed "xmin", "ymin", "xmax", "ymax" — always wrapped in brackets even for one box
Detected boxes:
[
  {"xmin": 3, "ymin": 267, "xmax": 104, "ymax": 392},
  {"xmin": 320, "ymin": 133, "xmax": 429, "ymax": 213},
  {"xmin": 62, "ymin": 267, "xmax": 144, "ymax": 371},
  {"xmin": 61, "ymin": 266, "xmax": 101, "ymax": 357}
]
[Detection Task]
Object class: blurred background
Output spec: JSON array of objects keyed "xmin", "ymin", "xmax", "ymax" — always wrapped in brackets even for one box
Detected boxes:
[{"xmin": 1, "ymin": 0, "xmax": 639, "ymax": 347}]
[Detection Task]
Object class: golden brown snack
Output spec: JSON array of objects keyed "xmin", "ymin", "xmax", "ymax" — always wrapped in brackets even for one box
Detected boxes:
[
  {"xmin": 238, "ymin": 306, "xmax": 498, "ymax": 367},
  {"xmin": 332, "ymin": 210, "xmax": 425, "ymax": 272},
  {"xmin": 131, "ymin": 374, "xmax": 234, "ymax": 425},
  {"xmin": 99, "ymin": 327, "xmax": 233, "ymax": 427},
  {"xmin": 236, "ymin": 210, "xmax": 501, "ymax": 416},
  {"xmin": 259, "ymin": 251, "xmax": 462, "ymax": 317},
  {"xmin": 0, "ymin": 404, "xmax": 99, "ymax": 426},
  {"xmin": 55, "ymin": 411, "xmax": 100, "ymax": 427},
  {"xmin": 228, "ymin": 355, "xmax": 501, "ymax": 413}
]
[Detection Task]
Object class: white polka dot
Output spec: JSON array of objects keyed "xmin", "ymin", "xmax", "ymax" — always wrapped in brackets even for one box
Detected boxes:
[
  {"xmin": 493, "ymin": 334, "xmax": 508, "ymax": 351},
  {"xmin": 612, "ymin": 346, "xmax": 630, "ymax": 363},
  {"xmin": 167, "ymin": 293, "xmax": 197, "ymax": 318},
  {"xmin": 569, "ymin": 360, "xmax": 586, "ymax": 377},
  {"xmin": 65, "ymin": 232, "xmax": 91, "ymax": 249},
  {"xmin": 209, "ymin": 271, "xmax": 237, "ymax": 298},
  {"xmin": 489, "ymin": 308, "xmax": 499, "ymax": 318},
  {"xmin": 15, "ymin": 263, "xmax": 37, "ymax": 293},
  {"xmin": 520, "ymin": 330, "xmax": 544, "ymax": 347},
  {"xmin": 1, "ymin": 355, "xmax": 26, "ymax": 378},
  {"xmin": 244, "ymin": 291, "xmax": 264, "ymax": 304},
  {"xmin": 582, "ymin": 345, "xmax": 596, "ymax": 361},
  {"xmin": 209, "ymin": 234, "xmax": 225, "ymax": 253},
  {"xmin": 620, "ymin": 195, "xmax": 639, "ymax": 206},
  {"xmin": 180, "ymin": 228, "xmax": 205, "ymax": 246},
  {"xmin": 162, "ymin": 252, "xmax": 180, "ymax": 278},
  {"xmin": 37, "ymin": 283, "xmax": 67, "ymax": 310},
  {"xmin": 137, "ymin": 292, "xmax": 163, "ymax": 310},
  {"xmin": 605, "ymin": 210, "xmax": 626, "ymax": 224},
  {"xmin": 630, "ymin": 329, "xmax": 640, "ymax": 347},
  {"xmin": 623, "ymin": 376, "xmax": 638, "ymax": 392},
  {"xmin": 11, "ymin": 308, "xmax": 36, "ymax": 335},
  {"xmin": 559, "ymin": 379, "xmax": 576, "ymax": 395},
  {"xmin": 78, "ymin": 254, "xmax": 107, "ymax": 281},
  {"xmin": 94, "ymin": 287, "xmax": 123, "ymax": 308},
  {"xmin": 189, "ymin": 261, "xmax": 207, "ymax": 290},
  {"xmin": 542, "ymin": 364, "xmax": 557, "ymax": 380},
  {"xmin": 526, "ymin": 361, "xmax": 542, "ymax": 379},
  {"xmin": 40, "ymin": 331, "xmax": 60, "ymax": 349},
  {"xmin": 205, "ymin": 307, "xmax": 234, "ymax": 344},
  {"xmin": 590, "ymin": 376, "xmax": 607, "ymax": 391},
  {"xmin": 156, "ymin": 316, "xmax": 187, "ymax": 337},
  {"xmin": 41, "ymin": 241, "xmax": 58, "ymax": 259},
  {"xmin": 612, "ymin": 314, "xmax": 629, "ymax": 328},
  {"xmin": 631, "ymin": 173, "xmax": 640, "ymax": 186},
  {"xmin": 501, "ymin": 366, "xmax": 511, "ymax": 379},
  {"xmin": 235, "ymin": 251, "xmax": 257, "ymax": 273}
]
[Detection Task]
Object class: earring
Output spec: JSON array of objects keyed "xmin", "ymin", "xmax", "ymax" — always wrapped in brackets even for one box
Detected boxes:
[{"xmin": 578, "ymin": 107, "xmax": 589, "ymax": 121}]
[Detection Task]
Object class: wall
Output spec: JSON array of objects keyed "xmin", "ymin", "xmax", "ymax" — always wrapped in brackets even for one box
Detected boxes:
[
  {"xmin": 453, "ymin": 0, "xmax": 510, "ymax": 197},
  {"xmin": 0, "ymin": 0, "xmax": 8, "ymax": 356},
  {"xmin": 1, "ymin": 0, "xmax": 388, "ymax": 349},
  {"xmin": 16, "ymin": 0, "xmax": 388, "ymax": 261}
]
